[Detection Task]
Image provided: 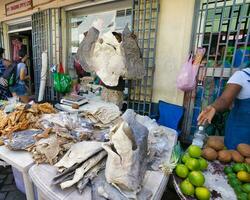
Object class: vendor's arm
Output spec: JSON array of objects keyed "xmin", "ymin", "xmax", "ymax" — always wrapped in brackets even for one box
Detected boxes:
[{"xmin": 198, "ymin": 83, "xmax": 241, "ymax": 125}]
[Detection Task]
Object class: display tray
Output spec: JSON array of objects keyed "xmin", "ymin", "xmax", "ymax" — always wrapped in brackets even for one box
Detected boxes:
[{"xmin": 173, "ymin": 161, "xmax": 237, "ymax": 200}]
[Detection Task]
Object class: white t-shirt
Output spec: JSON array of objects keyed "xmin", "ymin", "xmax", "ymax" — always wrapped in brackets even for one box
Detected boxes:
[{"xmin": 227, "ymin": 68, "xmax": 250, "ymax": 99}]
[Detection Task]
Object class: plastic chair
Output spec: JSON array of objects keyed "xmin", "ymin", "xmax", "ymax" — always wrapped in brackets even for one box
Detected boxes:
[{"xmin": 157, "ymin": 100, "xmax": 184, "ymax": 136}]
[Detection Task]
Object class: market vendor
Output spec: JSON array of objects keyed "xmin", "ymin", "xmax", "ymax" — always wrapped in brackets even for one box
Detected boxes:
[{"xmin": 198, "ymin": 63, "xmax": 250, "ymax": 149}]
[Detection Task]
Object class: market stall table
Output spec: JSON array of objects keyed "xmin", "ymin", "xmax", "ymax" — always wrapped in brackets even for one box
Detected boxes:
[
  {"xmin": 29, "ymin": 165, "xmax": 171, "ymax": 200},
  {"xmin": 28, "ymin": 130, "xmax": 178, "ymax": 200},
  {"xmin": 0, "ymin": 145, "xmax": 35, "ymax": 200}
]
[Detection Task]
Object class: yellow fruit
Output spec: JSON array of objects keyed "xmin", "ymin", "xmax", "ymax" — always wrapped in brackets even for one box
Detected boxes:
[
  {"xmin": 180, "ymin": 180, "xmax": 195, "ymax": 196},
  {"xmin": 195, "ymin": 187, "xmax": 211, "ymax": 200},
  {"xmin": 175, "ymin": 164, "xmax": 189, "ymax": 178},
  {"xmin": 188, "ymin": 145, "xmax": 202, "ymax": 158},
  {"xmin": 237, "ymin": 171, "xmax": 250, "ymax": 183},
  {"xmin": 188, "ymin": 171, "xmax": 205, "ymax": 186},
  {"xmin": 186, "ymin": 158, "xmax": 200, "ymax": 171}
]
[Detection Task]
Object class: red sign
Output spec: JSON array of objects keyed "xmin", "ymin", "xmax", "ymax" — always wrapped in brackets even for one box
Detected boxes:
[{"xmin": 6, "ymin": 0, "xmax": 33, "ymax": 16}]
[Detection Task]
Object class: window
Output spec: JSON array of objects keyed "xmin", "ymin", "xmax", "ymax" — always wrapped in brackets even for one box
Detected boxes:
[
  {"xmin": 67, "ymin": 5, "xmax": 132, "ymax": 73},
  {"xmin": 183, "ymin": 0, "xmax": 250, "ymax": 140}
]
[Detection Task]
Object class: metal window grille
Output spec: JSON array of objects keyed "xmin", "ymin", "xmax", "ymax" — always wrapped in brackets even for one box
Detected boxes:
[
  {"xmin": 182, "ymin": 0, "xmax": 250, "ymax": 141},
  {"xmin": 127, "ymin": 0, "xmax": 159, "ymax": 116},
  {"xmin": 32, "ymin": 9, "xmax": 62, "ymax": 102}
]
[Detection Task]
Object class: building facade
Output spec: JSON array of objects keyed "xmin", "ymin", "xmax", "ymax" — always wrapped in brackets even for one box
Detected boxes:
[{"xmin": 0, "ymin": 0, "xmax": 249, "ymax": 141}]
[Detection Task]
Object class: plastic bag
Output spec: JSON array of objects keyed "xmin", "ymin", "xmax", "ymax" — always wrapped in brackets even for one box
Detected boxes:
[
  {"xmin": 176, "ymin": 54, "xmax": 199, "ymax": 91},
  {"xmin": 53, "ymin": 73, "xmax": 72, "ymax": 94}
]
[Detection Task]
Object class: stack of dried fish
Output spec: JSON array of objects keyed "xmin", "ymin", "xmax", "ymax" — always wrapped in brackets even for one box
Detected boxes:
[
  {"xmin": 27, "ymin": 113, "xmax": 95, "ymax": 165},
  {"xmin": 27, "ymin": 132, "xmax": 74, "ymax": 165},
  {"xmin": 80, "ymin": 103, "xmax": 121, "ymax": 129},
  {"xmin": 0, "ymin": 103, "xmax": 56, "ymax": 137},
  {"xmin": 37, "ymin": 112, "xmax": 94, "ymax": 141},
  {"xmin": 52, "ymin": 141, "xmax": 107, "ymax": 193}
]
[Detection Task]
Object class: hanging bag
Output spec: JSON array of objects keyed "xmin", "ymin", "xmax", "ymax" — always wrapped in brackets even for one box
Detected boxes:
[
  {"xmin": 176, "ymin": 54, "xmax": 199, "ymax": 91},
  {"xmin": 53, "ymin": 63, "xmax": 72, "ymax": 94}
]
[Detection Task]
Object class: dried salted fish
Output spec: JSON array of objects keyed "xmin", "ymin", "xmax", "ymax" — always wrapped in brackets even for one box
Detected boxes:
[
  {"xmin": 4, "ymin": 129, "xmax": 43, "ymax": 151},
  {"xmin": 60, "ymin": 150, "xmax": 107, "ymax": 189},
  {"xmin": 103, "ymin": 109, "xmax": 148, "ymax": 198},
  {"xmin": 34, "ymin": 128, "xmax": 52, "ymax": 141},
  {"xmin": 31, "ymin": 134, "xmax": 60, "ymax": 165},
  {"xmin": 77, "ymin": 158, "xmax": 106, "ymax": 193},
  {"xmin": 0, "ymin": 103, "xmax": 56, "ymax": 137},
  {"xmin": 54, "ymin": 141, "xmax": 103, "ymax": 172}
]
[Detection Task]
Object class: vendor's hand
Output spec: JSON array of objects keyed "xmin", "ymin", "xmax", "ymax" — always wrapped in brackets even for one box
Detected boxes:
[{"xmin": 197, "ymin": 105, "xmax": 216, "ymax": 125}]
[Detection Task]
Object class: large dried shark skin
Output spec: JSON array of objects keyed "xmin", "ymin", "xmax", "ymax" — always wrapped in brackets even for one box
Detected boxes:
[
  {"xmin": 91, "ymin": 31, "xmax": 126, "ymax": 86},
  {"xmin": 77, "ymin": 158, "xmax": 106, "ymax": 194},
  {"xmin": 60, "ymin": 150, "xmax": 107, "ymax": 189},
  {"xmin": 54, "ymin": 141, "xmax": 103, "ymax": 172},
  {"xmin": 75, "ymin": 27, "xmax": 99, "ymax": 72},
  {"xmin": 121, "ymin": 25, "xmax": 145, "ymax": 80},
  {"xmin": 102, "ymin": 110, "xmax": 148, "ymax": 198}
]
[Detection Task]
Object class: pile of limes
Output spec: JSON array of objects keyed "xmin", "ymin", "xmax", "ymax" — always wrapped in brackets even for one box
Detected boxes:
[
  {"xmin": 175, "ymin": 145, "xmax": 210, "ymax": 200},
  {"xmin": 224, "ymin": 163, "xmax": 250, "ymax": 200}
]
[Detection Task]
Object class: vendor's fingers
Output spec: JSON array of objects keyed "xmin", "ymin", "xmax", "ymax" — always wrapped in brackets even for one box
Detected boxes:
[{"xmin": 198, "ymin": 116, "xmax": 207, "ymax": 125}]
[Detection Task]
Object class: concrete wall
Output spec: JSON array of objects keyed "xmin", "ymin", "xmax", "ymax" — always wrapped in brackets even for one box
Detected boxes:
[{"xmin": 152, "ymin": 0, "xmax": 195, "ymax": 105}]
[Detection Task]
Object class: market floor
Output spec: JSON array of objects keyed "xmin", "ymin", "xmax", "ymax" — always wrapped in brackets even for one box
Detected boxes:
[
  {"xmin": 0, "ymin": 166, "xmax": 26, "ymax": 200},
  {"xmin": 0, "ymin": 165, "xmax": 179, "ymax": 200}
]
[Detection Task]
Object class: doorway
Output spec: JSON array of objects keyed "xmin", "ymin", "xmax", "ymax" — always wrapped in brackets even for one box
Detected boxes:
[{"xmin": 8, "ymin": 30, "xmax": 35, "ymax": 97}]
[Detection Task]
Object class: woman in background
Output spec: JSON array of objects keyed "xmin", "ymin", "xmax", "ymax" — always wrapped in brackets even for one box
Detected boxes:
[{"xmin": 10, "ymin": 46, "xmax": 30, "ymax": 103}]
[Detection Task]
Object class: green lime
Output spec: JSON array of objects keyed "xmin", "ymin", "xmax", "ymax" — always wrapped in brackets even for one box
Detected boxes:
[
  {"xmin": 230, "ymin": 179, "xmax": 241, "ymax": 188},
  {"xmin": 233, "ymin": 163, "xmax": 247, "ymax": 173},
  {"xmin": 238, "ymin": 193, "xmax": 248, "ymax": 200},
  {"xmin": 188, "ymin": 145, "xmax": 202, "ymax": 158},
  {"xmin": 182, "ymin": 153, "xmax": 191, "ymax": 164},
  {"xmin": 242, "ymin": 183, "xmax": 250, "ymax": 193},
  {"xmin": 180, "ymin": 179, "xmax": 195, "ymax": 196},
  {"xmin": 175, "ymin": 164, "xmax": 189, "ymax": 178},
  {"xmin": 234, "ymin": 185, "xmax": 243, "ymax": 195},
  {"xmin": 199, "ymin": 158, "xmax": 208, "ymax": 171},
  {"xmin": 186, "ymin": 158, "xmax": 200, "ymax": 171},
  {"xmin": 243, "ymin": 163, "xmax": 250, "ymax": 173},
  {"xmin": 224, "ymin": 166, "xmax": 233, "ymax": 174},
  {"xmin": 227, "ymin": 173, "xmax": 237, "ymax": 179},
  {"xmin": 195, "ymin": 187, "xmax": 210, "ymax": 200},
  {"xmin": 188, "ymin": 171, "xmax": 205, "ymax": 187}
]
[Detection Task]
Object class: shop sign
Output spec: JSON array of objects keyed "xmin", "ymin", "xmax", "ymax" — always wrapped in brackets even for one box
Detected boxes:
[{"xmin": 6, "ymin": 0, "xmax": 33, "ymax": 16}]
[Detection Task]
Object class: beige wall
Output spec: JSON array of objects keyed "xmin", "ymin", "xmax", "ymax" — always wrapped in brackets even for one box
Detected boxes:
[
  {"xmin": 0, "ymin": 0, "xmax": 117, "ymax": 22},
  {"xmin": 153, "ymin": 0, "xmax": 195, "ymax": 105}
]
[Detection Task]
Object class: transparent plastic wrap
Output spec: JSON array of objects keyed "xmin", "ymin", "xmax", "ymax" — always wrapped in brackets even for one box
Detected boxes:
[
  {"xmin": 37, "ymin": 112, "xmax": 94, "ymax": 141},
  {"xmin": 135, "ymin": 111, "xmax": 177, "ymax": 171}
]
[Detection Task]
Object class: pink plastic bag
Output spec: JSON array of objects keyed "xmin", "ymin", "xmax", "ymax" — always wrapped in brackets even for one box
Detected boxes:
[{"xmin": 176, "ymin": 55, "xmax": 199, "ymax": 91}]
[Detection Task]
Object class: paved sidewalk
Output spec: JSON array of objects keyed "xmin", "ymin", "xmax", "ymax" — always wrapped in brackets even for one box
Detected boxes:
[{"xmin": 0, "ymin": 166, "xmax": 26, "ymax": 200}]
